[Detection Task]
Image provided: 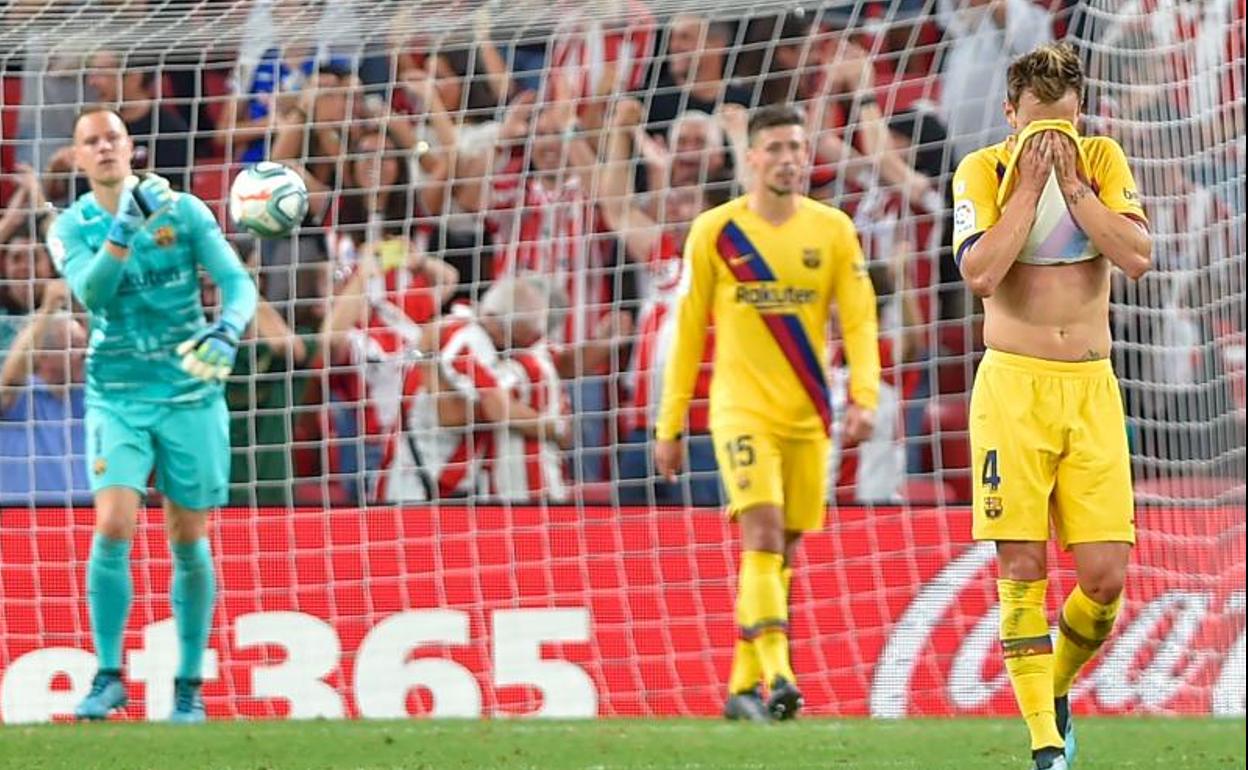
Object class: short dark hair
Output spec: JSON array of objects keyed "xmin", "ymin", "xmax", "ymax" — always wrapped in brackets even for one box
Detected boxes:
[
  {"xmin": 71, "ymin": 104, "xmax": 125, "ymax": 137},
  {"xmin": 747, "ymin": 104, "xmax": 805, "ymax": 141}
]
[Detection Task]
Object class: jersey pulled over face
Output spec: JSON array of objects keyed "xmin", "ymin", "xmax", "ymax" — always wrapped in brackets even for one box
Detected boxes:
[{"xmin": 952, "ymin": 126, "xmax": 1148, "ymax": 267}]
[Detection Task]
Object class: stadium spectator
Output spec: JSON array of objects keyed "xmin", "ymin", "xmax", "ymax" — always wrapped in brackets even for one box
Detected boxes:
[
  {"xmin": 390, "ymin": 18, "xmax": 511, "ymax": 120},
  {"xmin": 331, "ymin": 132, "xmax": 418, "ymax": 251},
  {"xmin": 0, "ymin": 280, "xmax": 89, "ymax": 505},
  {"xmin": 271, "ymin": 63, "xmax": 361, "ymax": 187},
  {"xmin": 936, "ymin": 0, "xmax": 1054, "ymax": 162},
  {"xmin": 551, "ymin": 0, "xmax": 658, "ymax": 115},
  {"xmin": 222, "ymin": 0, "xmax": 355, "ymax": 163},
  {"xmin": 324, "ymin": 128, "xmax": 460, "ymax": 320},
  {"xmin": 599, "ymin": 98, "xmax": 725, "ymax": 505},
  {"xmin": 492, "ymin": 293, "xmax": 573, "ymax": 502},
  {"xmin": 85, "ymin": 50, "xmax": 192, "ymax": 190},
  {"xmin": 364, "ymin": 275, "xmax": 570, "ymax": 502},
  {"xmin": 459, "ymin": 85, "xmax": 602, "ymax": 347},
  {"xmin": 634, "ymin": 109, "xmax": 730, "ymax": 193},
  {"xmin": 321, "ymin": 233, "xmax": 457, "ymax": 502},
  {"xmin": 391, "ymin": 53, "xmax": 505, "ymax": 299},
  {"xmin": 644, "ymin": 14, "xmax": 750, "ymax": 131},
  {"xmin": 813, "ymin": 18, "xmax": 939, "ymax": 211},
  {"xmin": 259, "ymin": 63, "xmax": 361, "ymax": 304},
  {"xmin": 740, "ymin": 12, "xmax": 937, "ymax": 213},
  {"xmin": 0, "ymin": 176, "xmax": 57, "ymax": 360},
  {"xmin": 458, "ymin": 86, "xmax": 633, "ymax": 482},
  {"xmin": 0, "ymin": 222, "xmax": 56, "ymax": 319}
]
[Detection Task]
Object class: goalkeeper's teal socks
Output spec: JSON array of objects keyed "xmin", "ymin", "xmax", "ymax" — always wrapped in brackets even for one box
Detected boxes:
[
  {"xmin": 170, "ymin": 538, "xmax": 216, "ymax": 680},
  {"xmin": 87, "ymin": 534, "xmax": 134, "ymax": 672}
]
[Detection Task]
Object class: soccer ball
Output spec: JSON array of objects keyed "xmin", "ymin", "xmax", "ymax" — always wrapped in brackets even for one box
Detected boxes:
[{"xmin": 228, "ymin": 161, "xmax": 309, "ymax": 238}]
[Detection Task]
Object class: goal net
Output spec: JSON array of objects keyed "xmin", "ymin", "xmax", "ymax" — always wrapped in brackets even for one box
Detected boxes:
[{"xmin": 0, "ymin": 0, "xmax": 1242, "ymax": 722}]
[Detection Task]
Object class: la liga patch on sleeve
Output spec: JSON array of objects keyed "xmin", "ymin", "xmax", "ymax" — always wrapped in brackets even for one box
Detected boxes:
[{"xmin": 953, "ymin": 200, "xmax": 976, "ymax": 239}]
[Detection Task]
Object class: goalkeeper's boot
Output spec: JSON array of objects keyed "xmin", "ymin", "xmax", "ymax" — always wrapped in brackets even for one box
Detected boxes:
[
  {"xmin": 766, "ymin": 676, "xmax": 804, "ymax": 721},
  {"xmin": 169, "ymin": 678, "xmax": 206, "ymax": 724},
  {"xmin": 1031, "ymin": 747, "xmax": 1069, "ymax": 770},
  {"xmin": 1055, "ymin": 694, "xmax": 1077, "ymax": 767},
  {"xmin": 723, "ymin": 686, "xmax": 771, "ymax": 723},
  {"xmin": 75, "ymin": 669, "xmax": 127, "ymax": 720}
]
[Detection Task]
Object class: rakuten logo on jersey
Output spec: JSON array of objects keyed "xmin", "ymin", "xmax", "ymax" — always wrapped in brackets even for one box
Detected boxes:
[{"xmin": 871, "ymin": 540, "xmax": 1246, "ymax": 718}]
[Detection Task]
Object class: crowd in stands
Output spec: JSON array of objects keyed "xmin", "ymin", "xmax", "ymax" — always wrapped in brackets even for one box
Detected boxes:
[{"xmin": 0, "ymin": 0, "xmax": 1243, "ymax": 507}]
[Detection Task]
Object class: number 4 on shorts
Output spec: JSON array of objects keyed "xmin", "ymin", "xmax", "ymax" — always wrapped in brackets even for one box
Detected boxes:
[{"xmin": 981, "ymin": 449, "xmax": 1001, "ymax": 490}]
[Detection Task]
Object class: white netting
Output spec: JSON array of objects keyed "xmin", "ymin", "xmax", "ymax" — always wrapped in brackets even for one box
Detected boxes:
[{"xmin": 0, "ymin": 0, "xmax": 1243, "ymax": 722}]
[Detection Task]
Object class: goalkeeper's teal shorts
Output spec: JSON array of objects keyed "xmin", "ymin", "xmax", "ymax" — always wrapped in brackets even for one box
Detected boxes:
[{"xmin": 85, "ymin": 396, "xmax": 230, "ymax": 510}]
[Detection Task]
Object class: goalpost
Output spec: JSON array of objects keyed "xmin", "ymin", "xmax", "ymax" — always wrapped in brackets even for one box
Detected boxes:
[{"xmin": 0, "ymin": 0, "xmax": 1242, "ymax": 722}]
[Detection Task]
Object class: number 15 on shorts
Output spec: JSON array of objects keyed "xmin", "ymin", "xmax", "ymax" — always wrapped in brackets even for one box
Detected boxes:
[{"xmin": 723, "ymin": 435, "xmax": 756, "ymax": 469}]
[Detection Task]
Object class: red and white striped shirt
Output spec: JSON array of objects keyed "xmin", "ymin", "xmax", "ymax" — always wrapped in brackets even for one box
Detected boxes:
[
  {"xmin": 490, "ymin": 345, "xmax": 570, "ymax": 502},
  {"xmin": 341, "ymin": 308, "xmax": 424, "ymax": 503},
  {"xmin": 331, "ymin": 264, "xmax": 439, "ymax": 443},
  {"xmin": 488, "ymin": 161, "xmax": 612, "ymax": 346},
  {"xmin": 551, "ymin": 0, "xmax": 657, "ymax": 104},
  {"xmin": 387, "ymin": 313, "xmax": 510, "ymax": 502}
]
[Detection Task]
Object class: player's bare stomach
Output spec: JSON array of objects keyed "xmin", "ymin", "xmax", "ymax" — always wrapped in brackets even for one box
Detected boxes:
[{"xmin": 982, "ymin": 257, "xmax": 1113, "ymax": 362}]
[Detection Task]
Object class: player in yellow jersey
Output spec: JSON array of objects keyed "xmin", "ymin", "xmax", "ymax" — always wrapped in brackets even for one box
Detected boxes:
[
  {"xmin": 953, "ymin": 43, "xmax": 1152, "ymax": 770},
  {"xmin": 654, "ymin": 104, "xmax": 881, "ymax": 722}
]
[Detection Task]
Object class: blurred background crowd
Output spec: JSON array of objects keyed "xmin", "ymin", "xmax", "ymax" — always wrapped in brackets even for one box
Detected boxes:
[{"xmin": 0, "ymin": 0, "xmax": 1243, "ymax": 508}]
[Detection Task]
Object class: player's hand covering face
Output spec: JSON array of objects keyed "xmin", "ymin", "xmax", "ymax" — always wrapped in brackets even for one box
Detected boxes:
[
  {"xmin": 748, "ymin": 124, "xmax": 808, "ymax": 196},
  {"xmin": 72, "ymin": 110, "xmax": 134, "ymax": 186},
  {"xmin": 1014, "ymin": 131, "xmax": 1054, "ymax": 197}
]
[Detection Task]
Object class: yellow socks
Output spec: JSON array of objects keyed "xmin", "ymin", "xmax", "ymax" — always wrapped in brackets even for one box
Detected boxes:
[
  {"xmin": 737, "ymin": 551, "xmax": 795, "ymax": 686},
  {"xmin": 728, "ymin": 639, "xmax": 761, "ymax": 694},
  {"xmin": 1053, "ymin": 585, "xmax": 1122, "ymax": 697},
  {"xmin": 998, "ymin": 578, "xmax": 1062, "ymax": 752},
  {"xmin": 729, "ymin": 562, "xmax": 794, "ymax": 693}
]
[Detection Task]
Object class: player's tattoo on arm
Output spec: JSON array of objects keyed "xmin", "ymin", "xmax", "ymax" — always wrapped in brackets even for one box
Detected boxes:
[{"xmin": 1066, "ymin": 184, "xmax": 1093, "ymax": 206}]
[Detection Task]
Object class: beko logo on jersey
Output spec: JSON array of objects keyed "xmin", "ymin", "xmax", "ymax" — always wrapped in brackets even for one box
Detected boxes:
[{"xmin": 734, "ymin": 284, "xmax": 817, "ymax": 310}]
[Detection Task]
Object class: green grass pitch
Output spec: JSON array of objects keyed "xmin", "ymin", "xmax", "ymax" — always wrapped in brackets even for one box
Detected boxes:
[{"xmin": 1, "ymin": 717, "xmax": 1243, "ymax": 770}]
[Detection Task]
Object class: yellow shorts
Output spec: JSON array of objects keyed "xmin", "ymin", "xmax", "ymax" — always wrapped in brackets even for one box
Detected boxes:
[
  {"xmin": 970, "ymin": 350, "xmax": 1135, "ymax": 548},
  {"xmin": 711, "ymin": 425, "xmax": 830, "ymax": 532}
]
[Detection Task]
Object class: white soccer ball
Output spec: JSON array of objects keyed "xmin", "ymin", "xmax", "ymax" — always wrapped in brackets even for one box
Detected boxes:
[{"xmin": 228, "ymin": 161, "xmax": 309, "ymax": 238}]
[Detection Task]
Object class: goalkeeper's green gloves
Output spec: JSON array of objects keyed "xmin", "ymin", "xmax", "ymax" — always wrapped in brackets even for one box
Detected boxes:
[
  {"xmin": 177, "ymin": 318, "xmax": 242, "ymax": 383},
  {"xmin": 106, "ymin": 174, "xmax": 173, "ymax": 249}
]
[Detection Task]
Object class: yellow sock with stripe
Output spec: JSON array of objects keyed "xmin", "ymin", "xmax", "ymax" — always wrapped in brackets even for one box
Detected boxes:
[
  {"xmin": 999, "ymin": 578, "xmax": 1063, "ymax": 752},
  {"xmin": 728, "ymin": 563, "xmax": 794, "ymax": 693},
  {"xmin": 1053, "ymin": 585, "xmax": 1122, "ymax": 697},
  {"xmin": 737, "ymin": 551, "xmax": 794, "ymax": 686}
]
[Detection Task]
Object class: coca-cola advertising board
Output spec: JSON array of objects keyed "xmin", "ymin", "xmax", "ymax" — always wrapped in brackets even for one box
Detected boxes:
[{"xmin": 0, "ymin": 505, "xmax": 1242, "ymax": 722}]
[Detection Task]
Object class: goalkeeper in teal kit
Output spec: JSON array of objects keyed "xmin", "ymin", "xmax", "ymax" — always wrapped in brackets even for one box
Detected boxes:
[{"xmin": 47, "ymin": 108, "xmax": 257, "ymax": 722}]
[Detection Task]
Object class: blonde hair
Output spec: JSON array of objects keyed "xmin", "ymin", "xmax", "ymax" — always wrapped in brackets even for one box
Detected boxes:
[{"xmin": 1006, "ymin": 42, "xmax": 1084, "ymax": 106}]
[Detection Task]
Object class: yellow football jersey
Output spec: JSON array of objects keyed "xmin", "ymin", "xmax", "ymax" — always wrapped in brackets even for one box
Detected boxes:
[
  {"xmin": 655, "ymin": 196, "xmax": 880, "ymax": 441},
  {"xmin": 952, "ymin": 131, "xmax": 1147, "ymax": 266}
]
